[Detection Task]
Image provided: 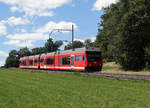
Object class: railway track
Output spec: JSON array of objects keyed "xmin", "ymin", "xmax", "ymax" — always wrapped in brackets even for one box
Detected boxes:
[{"xmin": 13, "ymin": 68, "xmax": 150, "ymax": 80}]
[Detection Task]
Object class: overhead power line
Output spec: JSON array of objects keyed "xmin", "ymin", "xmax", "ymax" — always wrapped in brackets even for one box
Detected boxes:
[{"xmin": 49, "ymin": 24, "xmax": 74, "ymax": 51}]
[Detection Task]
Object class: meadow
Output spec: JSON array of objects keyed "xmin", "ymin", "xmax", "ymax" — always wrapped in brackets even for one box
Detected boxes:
[{"xmin": 0, "ymin": 68, "xmax": 150, "ymax": 108}]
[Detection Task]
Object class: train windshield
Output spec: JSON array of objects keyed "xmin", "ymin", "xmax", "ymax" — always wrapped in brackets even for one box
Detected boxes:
[{"xmin": 86, "ymin": 51, "xmax": 101, "ymax": 62}]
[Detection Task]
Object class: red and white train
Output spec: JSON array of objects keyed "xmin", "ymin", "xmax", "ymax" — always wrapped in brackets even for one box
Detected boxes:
[{"xmin": 19, "ymin": 47, "xmax": 103, "ymax": 71}]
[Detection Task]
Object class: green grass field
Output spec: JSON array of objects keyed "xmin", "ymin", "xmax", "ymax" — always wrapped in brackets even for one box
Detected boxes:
[{"xmin": 0, "ymin": 69, "xmax": 150, "ymax": 108}]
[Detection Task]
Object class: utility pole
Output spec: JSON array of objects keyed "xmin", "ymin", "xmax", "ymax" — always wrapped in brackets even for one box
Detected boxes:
[
  {"xmin": 25, "ymin": 40, "xmax": 27, "ymax": 48},
  {"xmin": 49, "ymin": 31, "xmax": 53, "ymax": 39},
  {"xmin": 49, "ymin": 24, "xmax": 74, "ymax": 51},
  {"xmin": 72, "ymin": 25, "xmax": 74, "ymax": 50}
]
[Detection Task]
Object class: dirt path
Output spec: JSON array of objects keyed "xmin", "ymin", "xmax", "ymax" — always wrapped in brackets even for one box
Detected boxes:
[{"xmin": 102, "ymin": 70, "xmax": 150, "ymax": 76}]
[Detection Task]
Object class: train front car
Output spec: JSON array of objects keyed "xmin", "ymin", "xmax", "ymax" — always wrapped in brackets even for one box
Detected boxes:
[
  {"xmin": 62, "ymin": 47, "xmax": 103, "ymax": 72},
  {"xmin": 85, "ymin": 47, "xmax": 103, "ymax": 72}
]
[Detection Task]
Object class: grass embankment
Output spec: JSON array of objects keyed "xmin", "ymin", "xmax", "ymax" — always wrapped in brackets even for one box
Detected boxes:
[
  {"xmin": 0, "ymin": 69, "xmax": 150, "ymax": 108},
  {"xmin": 102, "ymin": 62, "xmax": 150, "ymax": 75}
]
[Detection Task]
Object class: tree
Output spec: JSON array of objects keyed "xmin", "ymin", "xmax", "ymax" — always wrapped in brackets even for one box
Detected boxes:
[
  {"xmin": 4, "ymin": 50, "xmax": 19, "ymax": 68},
  {"xmin": 117, "ymin": 0, "xmax": 150, "ymax": 70},
  {"xmin": 53, "ymin": 40, "xmax": 63, "ymax": 51},
  {"xmin": 145, "ymin": 46, "xmax": 150, "ymax": 69},
  {"xmin": 96, "ymin": 0, "xmax": 150, "ymax": 70},
  {"xmin": 18, "ymin": 47, "xmax": 31, "ymax": 57},
  {"xmin": 44, "ymin": 38, "xmax": 63, "ymax": 52},
  {"xmin": 31, "ymin": 47, "xmax": 46, "ymax": 55},
  {"xmin": 84, "ymin": 39, "xmax": 96, "ymax": 47},
  {"xmin": 64, "ymin": 40, "xmax": 84, "ymax": 50},
  {"xmin": 45, "ymin": 38, "xmax": 54, "ymax": 52}
]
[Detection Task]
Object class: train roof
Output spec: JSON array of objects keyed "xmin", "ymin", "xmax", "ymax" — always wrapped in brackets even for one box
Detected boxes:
[
  {"xmin": 20, "ymin": 47, "xmax": 100, "ymax": 59},
  {"xmin": 20, "ymin": 54, "xmax": 39, "ymax": 60},
  {"xmin": 40, "ymin": 47, "xmax": 100, "ymax": 56},
  {"xmin": 59, "ymin": 47, "xmax": 100, "ymax": 54}
]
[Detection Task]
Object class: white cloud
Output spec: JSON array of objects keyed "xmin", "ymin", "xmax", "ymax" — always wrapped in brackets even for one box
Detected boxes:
[
  {"xmin": 93, "ymin": 0, "xmax": 118, "ymax": 10},
  {"xmin": 2, "ymin": 17, "xmax": 29, "ymax": 26},
  {"xmin": 36, "ymin": 21, "xmax": 78, "ymax": 33},
  {"xmin": 15, "ymin": 28, "xmax": 27, "ymax": 33},
  {"xmin": 38, "ymin": 11, "xmax": 54, "ymax": 17},
  {"xmin": 7, "ymin": 33, "xmax": 48, "ymax": 40},
  {"xmin": 0, "ymin": 61, "xmax": 5, "ymax": 66},
  {"xmin": 74, "ymin": 38, "xmax": 84, "ymax": 42},
  {"xmin": 4, "ymin": 21, "xmax": 77, "ymax": 47},
  {"xmin": 0, "ymin": 16, "xmax": 28, "ymax": 35},
  {"xmin": 0, "ymin": 0, "xmax": 71, "ymax": 16},
  {"xmin": 4, "ymin": 32, "xmax": 47, "ymax": 47},
  {"xmin": 0, "ymin": 50, "xmax": 8, "ymax": 66},
  {"xmin": 91, "ymin": 37, "xmax": 96, "ymax": 42},
  {"xmin": 3, "ymin": 40, "xmax": 34, "ymax": 47},
  {"xmin": 0, "ymin": 50, "xmax": 8, "ymax": 57},
  {"xmin": 20, "ymin": 29, "xmax": 27, "ymax": 33},
  {"xmin": 0, "ymin": 22, "xmax": 7, "ymax": 35},
  {"xmin": 10, "ymin": 6, "xmax": 21, "ymax": 12},
  {"xmin": 75, "ymin": 37, "xmax": 96, "ymax": 43}
]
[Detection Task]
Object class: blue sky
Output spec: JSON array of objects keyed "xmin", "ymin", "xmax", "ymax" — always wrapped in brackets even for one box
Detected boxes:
[{"xmin": 0, "ymin": 0, "xmax": 118, "ymax": 66}]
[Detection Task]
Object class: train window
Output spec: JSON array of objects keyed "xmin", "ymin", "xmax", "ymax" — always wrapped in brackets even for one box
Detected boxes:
[
  {"xmin": 22, "ymin": 61, "xmax": 26, "ymax": 66},
  {"xmin": 67, "ymin": 56, "xmax": 70, "ymax": 64},
  {"xmin": 34, "ymin": 60, "xmax": 38, "ymax": 63},
  {"xmin": 40, "ymin": 59, "xmax": 44, "ymax": 63},
  {"xmin": 59, "ymin": 57, "xmax": 62, "ymax": 65},
  {"xmin": 47, "ymin": 58, "xmax": 54, "ymax": 65},
  {"xmin": 29, "ymin": 60, "xmax": 33, "ymax": 65},
  {"xmin": 83, "ymin": 55, "xmax": 86, "ymax": 61},
  {"xmin": 87, "ymin": 52, "xmax": 101, "ymax": 62},
  {"xmin": 75, "ymin": 56, "xmax": 78, "ymax": 61},
  {"xmin": 60, "ymin": 56, "xmax": 70, "ymax": 65},
  {"xmin": 75, "ymin": 55, "xmax": 82, "ymax": 62}
]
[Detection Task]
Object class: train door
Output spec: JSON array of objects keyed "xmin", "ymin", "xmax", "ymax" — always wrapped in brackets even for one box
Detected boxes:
[
  {"xmin": 38, "ymin": 56, "xmax": 40, "ymax": 69},
  {"xmin": 71, "ymin": 55, "xmax": 74, "ymax": 70}
]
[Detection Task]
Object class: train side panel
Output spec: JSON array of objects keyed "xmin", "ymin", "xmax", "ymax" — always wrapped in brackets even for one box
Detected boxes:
[
  {"xmin": 32, "ymin": 56, "xmax": 40, "ymax": 69},
  {"xmin": 20, "ymin": 55, "xmax": 40, "ymax": 69},
  {"xmin": 19, "ymin": 57, "xmax": 29, "ymax": 69},
  {"xmin": 73, "ymin": 51, "xmax": 87, "ymax": 71},
  {"xmin": 56, "ymin": 53, "xmax": 72, "ymax": 70}
]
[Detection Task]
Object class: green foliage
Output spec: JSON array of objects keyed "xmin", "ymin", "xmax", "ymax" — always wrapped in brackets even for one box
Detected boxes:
[
  {"xmin": 4, "ymin": 50, "xmax": 19, "ymax": 68},
  {"xmin": 84, "ymin": 39, "xmax": 96, "ymax": 47},
  {"xmin": 4, "ymin": 48, "xmax": 32, "ymax": 68},
  {"xmin": 18, "ymin": 47, "xmax": 31, "ymax": 57},
  {"xmin": 64, "ymin": 40, "xmax": 84, "ymax": 50},
  {"xmin": 145, "ymin": 46, "xmax": 150, "ymax": 69},
  {"xmin": 53, "ymin": 40, "xmax": 63, "ymax": 51},
  {"xmin": 96, "ymin": 0, "xmax": 150, "ymax": 70},
  {"xmin": 65, "ymin": 39, "xmax": 97, "ymax": 50},
  {"xmin": 44, "ymin": 38, "xmax": 54, "ymax": 52},
  {"xmin": 31, "ymin": 47, "xmax": 46, "ymax": 55},
  {"xmin": 45, "ymin": 38, "xmax": 63, "ymax": 52}
]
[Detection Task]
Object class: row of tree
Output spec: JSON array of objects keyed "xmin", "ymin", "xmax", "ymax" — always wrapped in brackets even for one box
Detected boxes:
[
  {"xmin": 95, "ymin": 0, "xmax": 150, "ymax": 70},
  {"xmin": 4, "ymin": 38, "xmax": 95, "ymax": 68}
]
